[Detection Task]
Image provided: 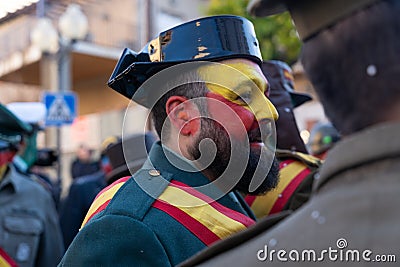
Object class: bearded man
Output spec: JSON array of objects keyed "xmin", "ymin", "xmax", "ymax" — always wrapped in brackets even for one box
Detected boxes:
[{"xmin": 59, "ymin": 15, "xmax": 279, "ymax": 266}]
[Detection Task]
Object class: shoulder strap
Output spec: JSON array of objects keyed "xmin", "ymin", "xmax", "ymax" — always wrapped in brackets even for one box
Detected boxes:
[
  {"xmin": 81, "ymin": 168, "xmax": 173, "ymax": 228},
  {"xmin": 178, "ymin": 210, "xmax": 291, "ymax": 267},
  {"xmin": 81, "ymin": 176, "xmax": 131, "ymax": 228},
  {"xmin": 153, "ymin": 180, "xmax": 255, "ymax": 246}
]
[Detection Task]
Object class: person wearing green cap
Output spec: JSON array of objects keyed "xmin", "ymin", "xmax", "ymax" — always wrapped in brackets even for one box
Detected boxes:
[
  {"xmin": 0, "ymin": 104, "xmax": 64, "ymax": 267},
  {"xmin": 307, "ymin": 122, "xmax": 341, "ymax": 159},
  {"xmin": 180, "ymin": 0, "xmax": 400, "ymax": 266},
  {"xmin": 7, "ymin": 102, "xmax": 62, "ymax": 209}
]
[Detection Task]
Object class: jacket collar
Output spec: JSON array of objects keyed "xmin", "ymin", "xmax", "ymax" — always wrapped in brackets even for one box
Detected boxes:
[
  {"xmin": 315, "ymin": 121, "xmax": 400, "ymax": 191},
  {"xmin": 143, "ymin": 142, "xmax": 212, "ymax": 188}
]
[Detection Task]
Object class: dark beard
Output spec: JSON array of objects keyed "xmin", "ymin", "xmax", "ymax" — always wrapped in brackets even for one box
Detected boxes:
[{"xmin": 188, "ymin": 118, "xmax": 279, "ymax": 196}]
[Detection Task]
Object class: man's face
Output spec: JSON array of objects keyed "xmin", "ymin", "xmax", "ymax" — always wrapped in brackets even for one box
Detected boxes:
[
  {"xmin": 77, "ymin": 146, "xmax": 91, "ymax": 162},
  {"xmin": 189, "ymin": 59, "xmax": 280, "ymax": 195},
  {"xmin": 200, "ymin": 59, "xmax": 278, "ymax": 141}
]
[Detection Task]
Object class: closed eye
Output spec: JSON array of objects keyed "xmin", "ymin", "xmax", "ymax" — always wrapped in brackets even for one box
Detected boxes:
[{"xmin": 234, "ymin": 91, "xmax": 252, "ymax": 104}]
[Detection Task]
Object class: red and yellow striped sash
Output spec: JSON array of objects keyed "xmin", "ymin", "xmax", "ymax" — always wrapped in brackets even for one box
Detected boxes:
[
  {"xmin": 153, "ymin": 180, "xmax": 255, "ymax": 246},
  {"xmin": 0, "ymin": 248, "xmax": 17, "ymax": 267},
  {"xmin": 81, "ymin": 176, "xmax": 131, "ymax": 228},
  {"xmin": 245, "ymin": 159, "xmax": 311, "ymax": 219}
]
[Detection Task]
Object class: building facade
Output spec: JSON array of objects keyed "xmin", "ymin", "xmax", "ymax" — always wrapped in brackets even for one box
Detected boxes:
[{"xmin": 0, "ymin": 0, "xmax": 209, "ymax": 193}]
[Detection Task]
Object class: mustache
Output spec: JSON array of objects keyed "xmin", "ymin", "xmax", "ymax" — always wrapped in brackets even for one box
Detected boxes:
[
  {"xmin": 248, "ymin": 119, "xmax": 272, "ymax": 143},
  {"xmin": 248, "ymin": 128, "xmax": 262, "ymax": 143}
]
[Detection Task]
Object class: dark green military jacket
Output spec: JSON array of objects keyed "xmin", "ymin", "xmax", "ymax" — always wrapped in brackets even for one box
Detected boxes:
[{"xmin": 59, "ymin": 142, "xmax": 255, "ymax": 266}]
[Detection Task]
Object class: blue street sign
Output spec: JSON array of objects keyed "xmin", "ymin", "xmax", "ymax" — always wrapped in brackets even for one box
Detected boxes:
[{"xmin": 43, "ymin": 92, "xmax": 77, "ymax": 126}]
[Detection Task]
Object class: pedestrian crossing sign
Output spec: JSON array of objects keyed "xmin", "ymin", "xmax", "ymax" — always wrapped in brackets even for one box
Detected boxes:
[{"xmin": 43, "ymin": 92, "xmax": 77, "ymax": 126}]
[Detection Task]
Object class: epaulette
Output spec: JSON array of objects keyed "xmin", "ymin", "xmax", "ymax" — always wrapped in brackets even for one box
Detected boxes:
[{"xmin": 276, "ymin": 149, "xmax": 322, "ymax": 169}]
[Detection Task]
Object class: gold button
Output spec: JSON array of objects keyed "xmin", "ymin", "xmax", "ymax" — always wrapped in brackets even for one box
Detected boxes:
[{"xmin": 148, "ymin": 170, "xmax": 160, "ymax": 176}]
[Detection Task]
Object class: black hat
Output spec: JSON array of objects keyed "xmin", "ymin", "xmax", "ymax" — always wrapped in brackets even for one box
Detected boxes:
[
  {"xmin": 247, "ymin": 0, "xmax": 380, "ymax": 41},
  {"xmin": 108, "ymin": 15, "xmax": 263, "ymax": 107},
  {"xmin": 105, "ymin": 132, "xmax": 157, "ymax": 184},
  {"xmin": 34, "ymin": 148, "xmax": 58, "ymax": 167},
  {"xmin": 0, "ymin": 103, "xmax": 32, "ymax": 147},
  {"xmin": 262, "ymin": 60, "xmax": 311, "ymax": 108}
]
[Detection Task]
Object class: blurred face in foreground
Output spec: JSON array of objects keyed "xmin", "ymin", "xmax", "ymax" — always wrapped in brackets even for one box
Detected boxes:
[{"xmin": 188, "ymin": 59, "xmax": 280, "ymax": 195}]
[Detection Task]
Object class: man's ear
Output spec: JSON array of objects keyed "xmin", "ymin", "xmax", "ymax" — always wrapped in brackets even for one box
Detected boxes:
[{"xmin": 166, "ymin": 96, "xmax": 200, "ymax": 136}]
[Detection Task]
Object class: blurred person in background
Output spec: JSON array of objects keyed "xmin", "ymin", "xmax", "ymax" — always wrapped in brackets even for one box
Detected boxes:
[
  {"xmin": 307, "ymin": 122, "xmax": 341, "ymax": 159},
  {"xmin": 263, "ymin": 61, "xmax": 311, "ymax": 154},
  {"xmin": 244, "ymin": 60, "xmax": 322, "ymax": 219},
  {"xmin": 104, "ymin": 132, "xmax": 157, "ymax": 185},
  {"xmin": 59, "ymin": 135, "xmax": 118, "ymax": 249},
  {"xmin": 0, "ymin": 103, "xmax": 64, "ymax": 267},
  {"xmin": 70, "ymin": 143, "xmax": 100, "ymax": 180},
  {"xmin": 7, "ymin": 102, "xmax": 62, "ymax": 208}
]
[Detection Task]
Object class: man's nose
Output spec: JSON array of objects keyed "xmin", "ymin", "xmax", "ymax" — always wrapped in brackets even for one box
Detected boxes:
[{"xmin": 253, "ymin": 96, "xmax": 279, "ymax": 122}]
